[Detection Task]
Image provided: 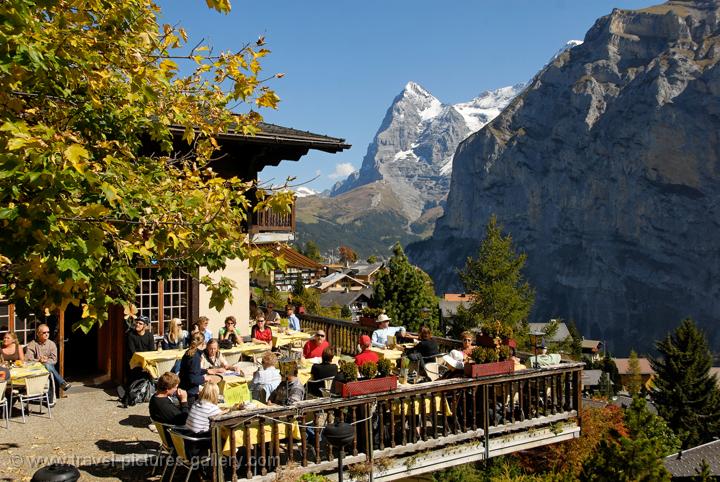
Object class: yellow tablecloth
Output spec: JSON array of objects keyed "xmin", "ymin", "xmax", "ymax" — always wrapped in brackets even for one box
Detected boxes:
[
  {"xmin": 370, "ymin": 347, "xmax": 404, "ymax": 361},
  {"xmin": 129, "ymin": 344, "xmax": 269, "ymax": 378},
  {"xmin": 273, "ymin": 330, "xmax": 311, "ymax": 348},
  {"xmin": 9, "ymin": 362, "xmax": 49, "ymax": 385},
  {"xmin": 221, "ymin": 403, "xmax": 301, "ymax": 455},
  {"xmin": 391, "ymin": 394, "xmax": 453, "ymax": 416}
]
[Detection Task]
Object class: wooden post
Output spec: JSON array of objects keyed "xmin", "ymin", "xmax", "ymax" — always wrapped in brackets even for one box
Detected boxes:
[{"xmin": 58, "ymin": 309, "xmax": 65, "ymax": 397}]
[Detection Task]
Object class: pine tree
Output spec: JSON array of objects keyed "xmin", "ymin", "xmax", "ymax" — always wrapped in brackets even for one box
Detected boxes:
[
  {"xmin": 456, "ymin": 215, "xmax": 534, "ymax": 333},
  {"xmin": 565, "ymin": 320, "xmax": 583, "ymax": 360},
  {"xmin": 372, "ymin": 243, "xmax": 438, "ymax": 332},
  {"xmin": 580, "ymin": 397, "xmax": 676, "ymax": 481},
  {"xmin": 651, "ymin": 318, "xmax": 720, "ymax": 448},
  {"xmin": 302, "ymin": 241, "xmax": 323, "ymax": 262},
  {"xmin": 340, "ymin": 304, "xmax": 352, "ymax": 319},
  {"xmin": 627, "ymin": 350, "xmax": 642, "ymax": 396}
]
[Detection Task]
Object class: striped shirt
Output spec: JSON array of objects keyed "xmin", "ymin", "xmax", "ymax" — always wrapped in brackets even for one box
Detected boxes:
[{"xmin": 184, "ymin": 400, "xmax": 221, "ymax": 434}]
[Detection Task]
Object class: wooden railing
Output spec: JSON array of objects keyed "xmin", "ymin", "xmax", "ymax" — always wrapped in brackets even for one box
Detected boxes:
[
  {"xmin": 249, "ymin": 202, "xmax": 296, "ymax": 233},
  {"xmin": 210, "ymin": 363, "xmax": 584, "ymax": 481},
  {"xmin": 299, "ymin": 314, "xmax": 462, "ymax": 356}
]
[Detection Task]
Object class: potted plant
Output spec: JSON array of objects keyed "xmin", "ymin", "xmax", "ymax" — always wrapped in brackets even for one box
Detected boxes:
[
  {"xmin": 359, "ymin": 307, "xmax": 384, "ymax": 328},
  {"xmin": 464, "ymin": 344, "xmax": 514, "ymax": 377},
  {"xmin": 398, "ymin": 356, "xmax": 410, "ymax": 384},
  {"xmin": 475, "ymin": 319, "xmax": 517, "ymax": 349},
  {"xmin": 335, "ymin": 360, "xmax": 397, "ymax": 397},
  {"xmin": 377, "ymin": 358, "xmax": 394, "ymax": 378}
]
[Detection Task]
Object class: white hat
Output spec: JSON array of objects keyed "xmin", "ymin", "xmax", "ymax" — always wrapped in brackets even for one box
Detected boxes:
[
  {"xmin": 377, "ymin": 314, "xmax": 391, "ymax": 323},
  {"xmin": 443, "ymin": 350, "xmax": 465, "ymax": 370}
]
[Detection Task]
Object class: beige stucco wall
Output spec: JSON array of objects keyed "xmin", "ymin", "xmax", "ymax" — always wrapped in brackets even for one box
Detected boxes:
[{"xmin": 199, "ymin": 258, "xmax": 251, "ymax": 337}]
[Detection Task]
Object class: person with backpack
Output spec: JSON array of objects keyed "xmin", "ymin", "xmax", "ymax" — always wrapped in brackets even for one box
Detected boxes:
[{"xmin": 125, "ymin": 316, "xmax": 155, "ymax": 385}]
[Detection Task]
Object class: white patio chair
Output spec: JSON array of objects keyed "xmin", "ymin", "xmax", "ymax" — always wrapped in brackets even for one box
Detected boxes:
[
  {"xmin": 0, "ymin": 380, "xmax": 8, "ymax": 428},
  {"xmin": 223, "ymin": 351, "xmax": 242, "ymax": 366},
  {"xmin": 424, "ymin": 362, "xmax": 448, "ymax": 382},
  {"xmin": 16, "ymin": 373, "xmax": 52, "ymax": 422},
  {"xmin": 154, "ymin": 358, "xmax": 178, "ymax": 378}
]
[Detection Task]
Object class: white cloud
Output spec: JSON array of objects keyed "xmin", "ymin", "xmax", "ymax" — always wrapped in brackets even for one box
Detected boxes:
[{"xmin": 328, "ymin": 162, "xmax": 356, "ymax": 180}]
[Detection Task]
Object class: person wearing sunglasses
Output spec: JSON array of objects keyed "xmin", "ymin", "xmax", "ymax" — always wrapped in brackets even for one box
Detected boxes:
[
  {"xmin": 218, "ymin": 316, "xmax": 241, "ymax": 346},
  {"xmin": 302, "ymin": 330, "xmax": 329, "ymax": 359},
  {"xmin": 25, "ymin": 324, "xmax": 72, "ymax": 402}
]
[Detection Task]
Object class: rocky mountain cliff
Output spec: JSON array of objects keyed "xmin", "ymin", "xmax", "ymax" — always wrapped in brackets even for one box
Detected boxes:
[
  {"xmin": 296, "ymin": 82, "xmax": 525, "ymax": 256},
  {"xmin": 408, "ymin": 0, "xmax": 720, "ymax": 353}
]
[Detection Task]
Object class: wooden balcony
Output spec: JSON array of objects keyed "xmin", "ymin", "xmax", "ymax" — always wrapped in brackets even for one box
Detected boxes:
[
  {"xmin": 209, "ymin": 316, "xmax": 584, "ymax": 481},
  {"xmin": 249, "ymin": 202, "xmax": 296, "ymax": 234}
]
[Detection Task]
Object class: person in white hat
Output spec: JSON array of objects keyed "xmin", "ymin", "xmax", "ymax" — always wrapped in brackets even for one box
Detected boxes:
[
  {"xmin": 371, "ymin": 313, "xmax": 404, "ymax": 348},
  {"xmin": 441, "ymin": 350, "xmax": 466, "ymax": 378}
]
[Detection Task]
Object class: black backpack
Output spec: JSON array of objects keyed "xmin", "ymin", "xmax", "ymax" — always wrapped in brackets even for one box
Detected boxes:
[{"xmin": 122, "ymin": 377, "xmax": 156, "ymax": 407}]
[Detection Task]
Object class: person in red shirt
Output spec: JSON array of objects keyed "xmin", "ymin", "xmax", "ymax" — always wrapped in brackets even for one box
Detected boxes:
[
  {"xmin": 354, "ymin": 335, "xmax": 379, "ymax": 367},
  {"xmin": 251, "ymin": 315, "xmax": 272, "ymax": 346},
  {"xmin": 303, "ymin": 330, "xmax": 329, "ymax": 359}
]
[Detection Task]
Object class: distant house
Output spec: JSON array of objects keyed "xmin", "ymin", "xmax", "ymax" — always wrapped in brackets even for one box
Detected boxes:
[
  {"xmin": 614, "ymin": 357, "xmax": 656, "ymax": 391},
  {"xmin": 581, "ymin": 369, "xmax": 603, "ymax": 392},
  {"xmin": 664, "ymin": 440, "xmax": 720, "ymax": 479},
  {"xmin": 710, "ymin": 367, "xmax": 720, "ymax": 388},
  {"xmin": 346, "ymin": 261, "xmax": 384, "ymax": 285},
  {"xmin": 315, "ymin": 271, "xmax": 368, "ymax": 292},
  {"xmin": 527, "ymin": 321, "xmax": 571, "ymax": 344},
  {"xmin": 439, "ymin": 293, "xmax": 475, "ymax": 326},
  {"xmin": 582, "ymin": 339, "xmax": 604, "ymax": 362},
  {"xmin": 252, "ymin": 244, "xmax": 324, "ymax": 292},
  {"xmin": 319, "ymin": 288, "xmax": 373, "ymax": 319}
]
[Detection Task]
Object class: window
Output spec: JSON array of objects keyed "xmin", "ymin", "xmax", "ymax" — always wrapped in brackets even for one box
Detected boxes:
[
  {"xmin": 135, "ymin": 268, "xmax": 192, "ymax": 334},
  {"xmin": 0, "ymin": 302, "xmax": 40, "ymax": 345}
]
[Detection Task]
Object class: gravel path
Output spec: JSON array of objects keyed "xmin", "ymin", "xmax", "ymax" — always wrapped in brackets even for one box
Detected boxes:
[{"xmin": 0, "ymin": 382, "xmax": 165, "ymax": 481}]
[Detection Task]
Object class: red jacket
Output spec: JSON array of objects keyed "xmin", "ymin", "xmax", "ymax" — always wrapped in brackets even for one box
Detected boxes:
[
  {"xmin": 303, "ymin": 339, "xmax": 329, "ymax": 359},
  {"xmin": 355, "ymin": 349, "xmax": 379, "ymax": 367},
  {"xmin": 251, "ymin": 325, "xmax": 273, "ymax": 344}
]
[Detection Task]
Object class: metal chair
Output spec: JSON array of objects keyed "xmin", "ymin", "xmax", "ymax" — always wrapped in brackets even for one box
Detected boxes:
[
  {"xmin": 151, "ymin": 420, "xmax": 179, "ymax": 479},
  {"xmin": 424, "ymin": 362, "xmax": 448, "ymax": 382},
  {"xmin": 306, "ymin": 376, "xmax": 336, "ymax": 399},
  {"xmin": 0, "ymin": 380, "xmax": 8, "ymax": 428},
  {"xmin": 15, "ymin": 373, "xmax": 52, "ymax": 422},
  {"xmin": 167, "ymin": 428, "xmax": 212, "ymax": 482}
]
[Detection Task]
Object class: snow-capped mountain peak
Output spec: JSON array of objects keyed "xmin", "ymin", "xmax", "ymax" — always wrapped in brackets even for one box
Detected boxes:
[{"xmin": 294, "ymin": 187, "xmax": 318, "ymax": 198}]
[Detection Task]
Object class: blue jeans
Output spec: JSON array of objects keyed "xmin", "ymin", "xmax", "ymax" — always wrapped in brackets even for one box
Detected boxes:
[{"xmin": 44, "ymin": 362, "xmax": 66, "ymax": 387}]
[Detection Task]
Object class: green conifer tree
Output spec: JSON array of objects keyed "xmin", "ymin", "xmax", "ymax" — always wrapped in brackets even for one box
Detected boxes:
[
  {"xmin": 651, "ymin": 318, "xmax": 720, "ymax": 448},
  {"xmin": 627, "ymin": 350, "xmax": 642, "ymax": 397},
  {"xmin": 456, "ymin": 215, "xmax": 534, "ymax": 333},
  {"xmin": 372, "ymin": 243, "xmax": 438, "ymax": 332}
]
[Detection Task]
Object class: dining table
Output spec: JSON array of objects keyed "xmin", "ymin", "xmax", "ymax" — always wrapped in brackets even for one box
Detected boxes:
[
  {"xmin": 9, "ymin": 362, "xmax": 49, "ymax": 386},
  {"xmin": 369, "ymin": 346, "xmax": 405, "ymax": 361},
  {"xmin": 272, "ymin": 330, "xmax": 312, "ymax": 348}
]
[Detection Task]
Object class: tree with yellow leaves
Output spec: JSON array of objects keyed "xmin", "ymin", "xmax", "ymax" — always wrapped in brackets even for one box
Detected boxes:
[{"xmin": 0, "ymin": 0, "xmax": 289, "ymax": 330}]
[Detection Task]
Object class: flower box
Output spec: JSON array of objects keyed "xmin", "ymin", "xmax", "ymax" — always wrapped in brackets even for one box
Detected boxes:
[
  {"xmin": 464, "ymin": 360, "xmax": 515, "ymax": 378},
  {"xmin": 358, "ymin": 316, "xmax": 378, "ymax": 328},
  {"xmin": 475, "ymin": 335, "xmax": 517, "ymax": 349},
  {"xmin": 335, "ymin": 375, "xmax": 397, "ymax": 397}
]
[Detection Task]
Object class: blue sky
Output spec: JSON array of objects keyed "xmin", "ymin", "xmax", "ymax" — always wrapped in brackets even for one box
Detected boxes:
[{"xmin": 158, "ymin": 0, "xmax": 654, "ymax": 192}]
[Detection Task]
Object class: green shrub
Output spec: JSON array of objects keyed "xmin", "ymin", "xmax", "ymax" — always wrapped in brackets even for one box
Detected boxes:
[
  {"xmin": 377, "ymin": 358, "xmax": 394, "ymax": 378},
  {"xmin": 359, "ymin": 361, "xmax": 378, "ymax": 379},
  {"xmin": 339, "ymin": 360, "xmax": 358, "ymax": 381}
]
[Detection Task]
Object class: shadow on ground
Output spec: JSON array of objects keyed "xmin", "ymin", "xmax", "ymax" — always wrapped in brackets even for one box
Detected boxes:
[
  {"xmin": 96, "ymin": 438, "xmax": 159, "ymax": 455},
  {"xmin": 119, "ymin": 413, "xmax": 152, "ymax": 428}
]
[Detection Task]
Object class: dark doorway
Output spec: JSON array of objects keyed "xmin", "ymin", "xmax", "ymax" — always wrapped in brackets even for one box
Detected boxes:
[{"xmin": 64, "ymin": 303, "xmax": 101, "ymax": 379}]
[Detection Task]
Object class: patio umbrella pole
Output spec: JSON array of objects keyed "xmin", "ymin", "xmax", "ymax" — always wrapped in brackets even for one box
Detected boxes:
[{"xmin": 58, "ymin": 309, "xmax": 65, "ymax": 397}]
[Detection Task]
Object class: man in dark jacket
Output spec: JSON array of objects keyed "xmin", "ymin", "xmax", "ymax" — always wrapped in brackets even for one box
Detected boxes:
[{"xmin": 149, "ymin": 372, "xmax": 189, "ymax": 426}]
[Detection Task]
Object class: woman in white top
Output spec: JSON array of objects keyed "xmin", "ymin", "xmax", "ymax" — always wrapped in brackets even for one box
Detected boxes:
[{"xmin": 184, "ymin": 382, "xmax": 224, "ymax": 435}]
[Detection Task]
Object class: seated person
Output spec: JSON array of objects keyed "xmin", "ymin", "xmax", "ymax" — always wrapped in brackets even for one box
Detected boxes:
[
  {"xmin": 441, "ymin": 350, "xmax": 466, "ymax": 379},
  {"xmin": 25, "ymin": 324, "xmax": 71, "ymax": 397},
  {"xmin": 200, "ymin": 339, "xmax": 230, "ymax": 373},
  {"xmin": 162, "ymin": 318, "xmax": 187, "ymax": 350},
  {"xmin": 250, "ymin": 314, "xmax": 272, "ymax": 346},
  {"xmin": 189, "ymin": 316, "xmax": 213, "ymax": 344},
  {"xmin": 250, "ymin": 352, "xmax": 281, "ymax": 401},
  {"xmin": 395, "ymin": 327, "xmax": 416, "ymax": 345},
  {"xmin": 1, "ymin": 331, "xmax": 24, "ymax": 362},
  {"xmin": 355, "ymin": 335, "xmax": 379, "ymax": 367},
  {"xmin": 285, "ymin": 305, "xmax": 301, "ymax": 331},
  {"xmin": 264, "ymin": 302, "xmax": 281, "ymax": 324},
  {"xmin": 510, "ymin": 347, "xmax": 527, "ymax": 371},
  {"xmin": 183, "ymin": 382, "xmax": 227, "ymax": 458},
  {"xmin": 461, "ymin": 331, "xmax": 475, "ymax": 358},
  {"xmin": 218, "ymin": 316, "xmax": 241, "ymax": 345},
  {"xmin": 528, "ymin": 345, "xmax": 561, "ymax": 368},
  {"xmin": 149, "ymin": 372, "xmax": 189, "ymax": 426},
  {"xmin": 371, "ymin": 314, "xmax": 402, "ymax": 348},
  {"xmin": 410, "ymin": 325, "xmax": 439, "ymax": 361},
  {"xmin": 268, "ymin": 367, "xmax": 305, "ymax": 405},
  {"xmin": 308, "ymin": 347, "xmax": 338, "ymax": 397},
  {"xmin": 179, "ymin": 333, "xmax": 212, "ymax": 405},
  {"xmin": 302, "ymin": 330, "xmax": 329, "ymax": 359}
]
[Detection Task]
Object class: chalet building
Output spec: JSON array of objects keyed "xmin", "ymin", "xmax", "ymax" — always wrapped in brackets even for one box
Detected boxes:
[
  {"xmin": 251, "ymin": 245, "xmax": 323, "ymax": 292},
  {"xmin": 0, "ymin": 123, "xmax": 349, "ymax": 384},
  {"xmin": 581, "ymin": 339, "xmax": 604, "ymax": 362},
  {"xmin": 346, "ymin": 261, "xmax": 384, "ymax": 285},
  {"xmin": 315, "ymin": 271, "xmax": 368, "ymax": 292},
  {"xmin": 438, "ymin": 293, "xmax": 474, "ymax": 326},
  {"xmin": 665, "ymin": 440, "xmax": 720, "ymax": 479},
  {"xmin": 581, "ymin": 369, "xmax": 603, "ymax": 392},
  {"xmin": 319, "ymin": 288, "xmax": 373, "ymax": 319},
  {"xmin": 614, "ymin": 357, "xmax": 656, "ymax": 391},
  {"xmin": 528, "ymin": 321, "xmax": 571, "ymax": 345}
]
